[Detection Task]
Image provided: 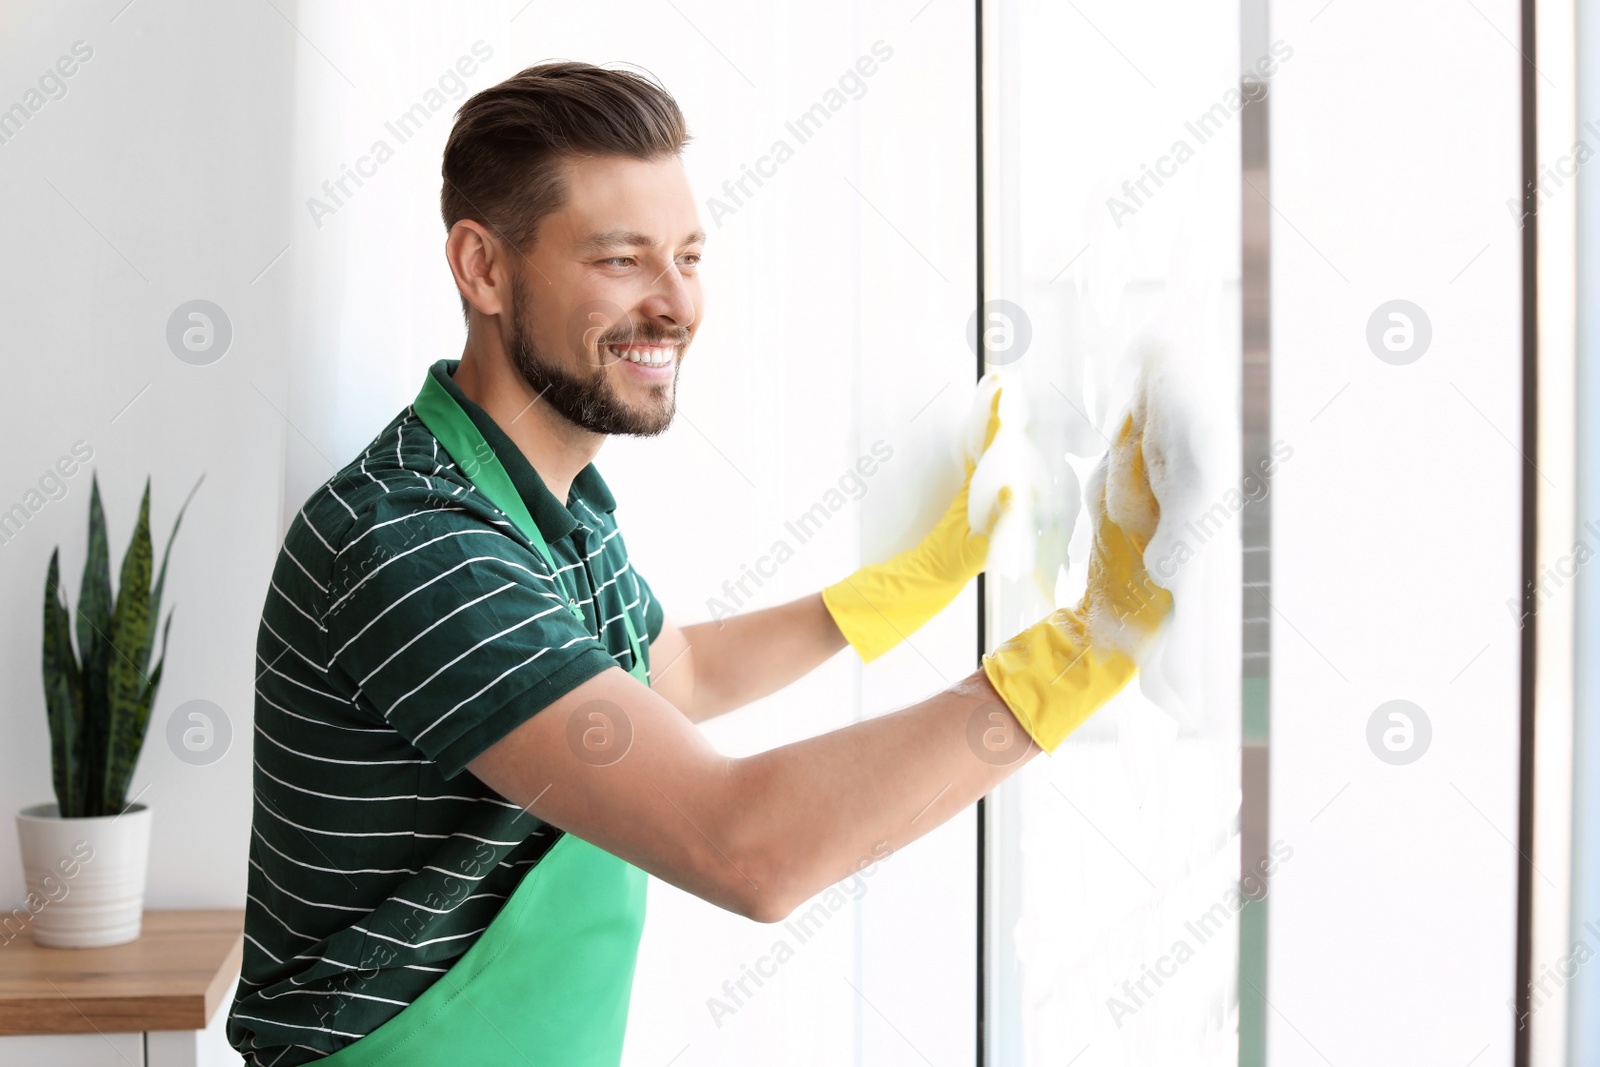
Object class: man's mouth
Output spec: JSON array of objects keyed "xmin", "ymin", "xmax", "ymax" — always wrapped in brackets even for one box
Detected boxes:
[{"xmin": 605, "ymin": 343, "xmax": 677, "ymax": 367}]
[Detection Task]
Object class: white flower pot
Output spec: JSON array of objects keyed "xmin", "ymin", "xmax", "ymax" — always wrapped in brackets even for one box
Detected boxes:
[{"xmin": 13, "ymin": 802, "xmax": 151, "ymax": 948}]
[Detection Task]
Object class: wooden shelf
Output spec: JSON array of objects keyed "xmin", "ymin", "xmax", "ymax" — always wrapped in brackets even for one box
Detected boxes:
[{"xmin": 0, "ymin": 909, "xmax": 243, "ymax": 1036}]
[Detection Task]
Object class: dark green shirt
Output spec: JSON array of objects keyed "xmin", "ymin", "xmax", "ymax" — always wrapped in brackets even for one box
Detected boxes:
[{"xmin": 228, "ymin": 359, "xmax": 663, "ymax": 1066}]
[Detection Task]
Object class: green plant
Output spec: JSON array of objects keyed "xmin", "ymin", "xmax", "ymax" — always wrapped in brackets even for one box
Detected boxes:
[{"xmin": 41, "ymin": 474, "xmax": 194, "ymax": 817}]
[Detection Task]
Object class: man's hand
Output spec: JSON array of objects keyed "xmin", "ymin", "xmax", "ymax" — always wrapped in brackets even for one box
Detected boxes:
[
  {"xmin": 649, "ymin": 379, "xmax": 1015, "ymax": 725},
  {"xmin": 462, "ymin": 392, "xmax": 1175, "ymax": 926},
  {"xmin": 979, "ymin": 398, "xmax": 1174, "ymax": 753},
  {"xmin": 820, "ymin": 377, "xmax": 1013, "ymax": 662}
]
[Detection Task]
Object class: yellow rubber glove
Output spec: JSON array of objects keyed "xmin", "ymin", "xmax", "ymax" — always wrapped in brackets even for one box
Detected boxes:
[
  {"xmin": 982, "ymin": 406, "xmax": 1173, "ymax": 753},
  {"xmin": 822, "ymin": 384, "xmax": 1012, "ymax": 663}
]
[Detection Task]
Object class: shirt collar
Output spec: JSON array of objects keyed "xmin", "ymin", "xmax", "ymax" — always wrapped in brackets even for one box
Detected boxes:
[
  {"xmin": 429, "ymin": 359, "xmax": 615, "ymax": 543},
  {"xmin": 572, "ymin": 463, "xmax": 618, "ymax": 514}
]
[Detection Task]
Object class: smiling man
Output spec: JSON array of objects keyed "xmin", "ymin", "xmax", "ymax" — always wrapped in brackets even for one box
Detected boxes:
[{"xmin": 228, "ymin": 61, "xmax": 1172, "ymax": 1067}]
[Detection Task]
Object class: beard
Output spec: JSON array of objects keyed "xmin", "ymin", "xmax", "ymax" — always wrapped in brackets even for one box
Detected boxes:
[{"xmin": 506, "ymin": 277, "xmax": 682, "ymax": 437}]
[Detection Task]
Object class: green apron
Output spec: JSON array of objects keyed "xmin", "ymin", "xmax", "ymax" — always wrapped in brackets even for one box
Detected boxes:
[{"xmin": 317, "ymin": 369, "xmax": 649, "ymax": 1067}]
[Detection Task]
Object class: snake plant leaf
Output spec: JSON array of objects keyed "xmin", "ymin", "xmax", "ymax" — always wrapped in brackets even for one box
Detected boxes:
[
  {"xmin": 75, "ymin": 474, "xmax": 112, "ymax": 815},
  {"xmin": 104, "ymin": 480, "xmax": 154, "ymax": 815},
  {"xmin": 42, "ymin": 550, "xmax": 85, "ymax": 818},
  {"xmin": 106, "ymin": 651, "xmax": 165, "ymax": 816},
  {"xmin": 142, "ymin": 611, "xmax": 173, "ymax": 707},
  {"xmin": 44, "ymin": 475, "xmax": 190, "ymax": 818},
  {"xmin": 115, "ymin": 610, "xmax": 173, "ymax": 810},
  {"xmin": 143, "ymin": 472, "xmax": 199, "ymax": 671}
]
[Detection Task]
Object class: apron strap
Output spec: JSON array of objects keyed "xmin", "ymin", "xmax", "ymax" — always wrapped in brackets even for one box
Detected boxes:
[
  {"xmin": 413, "ymin": 369, "xmax": 649, "ymax": 681},
  {"xmin": 414, "ymin": 372, "xmax": 555, "ymax": 569}
]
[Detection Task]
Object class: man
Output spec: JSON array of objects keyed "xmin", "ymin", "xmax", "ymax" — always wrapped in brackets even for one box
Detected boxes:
[{"xmin": 228, "ymin": 61, "xmax": 1169, "ymax": 1066}]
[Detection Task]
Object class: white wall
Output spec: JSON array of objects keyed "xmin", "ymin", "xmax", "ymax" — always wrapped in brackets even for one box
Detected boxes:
[
  {"xmin": 1266, "ymin": 0, "xmax": 1525, "ymax": 1063},
  {"xmin": 0, "ymin": 0, "xmax": 292, "ymax": 910}
]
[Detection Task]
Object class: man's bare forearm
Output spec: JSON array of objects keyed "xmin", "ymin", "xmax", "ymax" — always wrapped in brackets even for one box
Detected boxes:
[
  {"xmin": 467, "ymin": 662, "xmax": 1039, "ymax": 923},
  {"xmin": 718, "ymin": 666, "xmax": 1037, "ymax": 918},
  {"xmin": 673, "ymin": 592, "xmax": 848, "ymax": 722}
]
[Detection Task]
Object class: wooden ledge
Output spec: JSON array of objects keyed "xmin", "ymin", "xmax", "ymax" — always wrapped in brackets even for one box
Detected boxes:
[{"xmin": 0, "ymin": 909, "xmax": 243, "ymax": 1036}]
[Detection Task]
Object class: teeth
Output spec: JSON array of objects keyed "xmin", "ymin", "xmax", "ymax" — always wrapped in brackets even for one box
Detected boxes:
[{"xmin": 609, "ymin": 345, "xmax": 674, "ymax": 366}]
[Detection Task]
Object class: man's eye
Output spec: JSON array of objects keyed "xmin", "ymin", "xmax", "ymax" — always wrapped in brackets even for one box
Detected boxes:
[
  {"xmin": 603, "ymin": 257, "xmax": 634, "ymax": 267},
  {"xmin": 679, "ymin": 253, "xmax": 702, "ymax": 267}
]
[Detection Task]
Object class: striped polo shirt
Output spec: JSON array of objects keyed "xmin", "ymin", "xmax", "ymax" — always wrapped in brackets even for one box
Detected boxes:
[{"xmin": 228, "ymin": 358, "xmax": 663, "ymax": 1066}]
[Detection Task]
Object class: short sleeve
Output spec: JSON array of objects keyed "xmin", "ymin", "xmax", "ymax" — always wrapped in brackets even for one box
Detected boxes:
[
  {"xmin": 632, "ymin": 565, "xmax": 665, "ymax": 644},
  {"xmin": 324, "ymin": 493, "xmax": 617, "ymax": 779}
]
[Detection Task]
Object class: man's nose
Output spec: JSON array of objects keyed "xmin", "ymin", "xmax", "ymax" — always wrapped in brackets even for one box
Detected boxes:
[{"xmin": 637, "ymin": 263, "xmax": 697, "ymax": 333}]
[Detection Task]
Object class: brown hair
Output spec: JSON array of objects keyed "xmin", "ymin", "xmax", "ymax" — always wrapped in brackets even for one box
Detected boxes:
[{"xmin": 441, "ymin": 61, "xmax": 691, "ymax": 316}]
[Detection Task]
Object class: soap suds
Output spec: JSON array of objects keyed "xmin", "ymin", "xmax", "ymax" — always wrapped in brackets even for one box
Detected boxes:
[
  {"xmin": 964, "ymin": 343, "xmax": 1235, "ymax": 733},
  {"xmin": 964, "ymin": 370, "xmax": 1080, "ymax": 604},
  {"xmin": 972, "ymin": 345, "xmax": 1235, "ymax": 732},
  {"xmin": 1104, "ymin": 342, "xmax": 1236, "ymax": 729}
]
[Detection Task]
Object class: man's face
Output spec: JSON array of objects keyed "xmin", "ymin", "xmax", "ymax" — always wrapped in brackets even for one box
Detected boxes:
[{"xmin": 507, "ymin": 153, "xmax": 703, "ymax": 437}]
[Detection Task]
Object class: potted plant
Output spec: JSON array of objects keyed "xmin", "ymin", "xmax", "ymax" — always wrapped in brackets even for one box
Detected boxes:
[{"xmin": 13, "ymin": 474, "xmax": 192, "ymax": 948}]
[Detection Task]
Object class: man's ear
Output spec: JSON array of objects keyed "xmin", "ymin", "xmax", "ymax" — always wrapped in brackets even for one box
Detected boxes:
[{"xmin": 445, "ymin": 219, "xmax": 510, "ymax": 318}]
